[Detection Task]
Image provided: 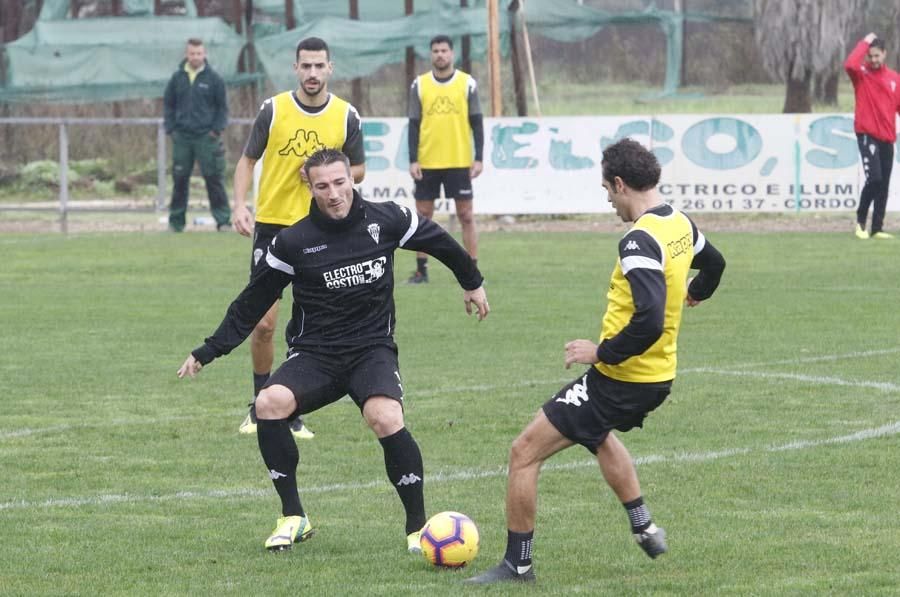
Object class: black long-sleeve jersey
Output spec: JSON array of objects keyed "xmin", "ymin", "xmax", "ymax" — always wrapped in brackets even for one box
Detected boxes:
[{"xmin": 192, "ymin": 191, "xmax": 483, "ymax": 365}]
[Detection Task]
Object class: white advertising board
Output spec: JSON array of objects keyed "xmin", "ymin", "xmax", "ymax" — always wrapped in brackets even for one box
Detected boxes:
[{"xmin": 351, "ymin": 114, "xmax": 895, "ymax": 215}]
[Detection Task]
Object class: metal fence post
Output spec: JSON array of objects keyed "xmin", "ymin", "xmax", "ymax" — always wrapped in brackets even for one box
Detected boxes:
[
  {"xmin": 59, "ymin": 123, "xmax": 69, "ymax": 234},
  {"xmin": 157, "ymin": 121, "xmax": 167, "ymax": 211}
]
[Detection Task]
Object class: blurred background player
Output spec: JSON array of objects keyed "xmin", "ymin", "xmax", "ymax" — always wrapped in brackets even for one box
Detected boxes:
[
  {"xmin": 231, "ymin": 37, "xmax": 366, "ymax": 438},
  {"xmin": 163, "ymin": 38, "xmax": 231, "ymax": 233},
  {"xmin": 178, "ymin": 148, "xmax": 489, "ymax": 552},
  {"xmin": 845, "ymin": 32, "xmax": 899, "ymax": 240},
  {"xmin": 467, "ymin": 138, "xmax": 726, "ymax": 584},
  {"xmin": 407, "ymin": 34, "xmax": 484, "ymax": 283}
]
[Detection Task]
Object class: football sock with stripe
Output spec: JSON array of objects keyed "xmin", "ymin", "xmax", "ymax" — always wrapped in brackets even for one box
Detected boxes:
[
  {"xmin": 379, "ymin": 427, "xmax": 426, "ymax": 534},
  {"xmin": 257, "ymin": 418, "xmax": 305, "ymax": 517},
  {"xmin": 504, "ymin": 530, "xmax": 534, "ymax": 570},
  {"xmin": 623, "ymin": 496, "xmax": 652, "ymax": 533}
]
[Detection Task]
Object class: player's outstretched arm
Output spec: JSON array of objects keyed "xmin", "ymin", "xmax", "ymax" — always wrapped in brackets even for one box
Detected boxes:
[
  {"xmin": 564, "ymin": 339, "xmax": 600, "ymax": 369},
  {"xmin": 232, "ymin": 155, "xmax": 257, "ymax": 237},
  {"xmin": 176, "ymin": 354, "xmax": 203, "ymax": 378},
  {"xmin": 463, "ymin": 286, "xmax": 490, "ymax": 321}
]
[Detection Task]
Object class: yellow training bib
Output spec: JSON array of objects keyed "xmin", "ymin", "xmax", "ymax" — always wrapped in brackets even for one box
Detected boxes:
[
  {"xmin": 416, "ymin": 71, "xmax": 474, "ymax": 169},
  {"xmin": 595, "ymin": 209, "xmax": 694, "ymax": 383},
  {"xmin": 256, "ymin": 92, "xmax": 352, "ymax": 226}
]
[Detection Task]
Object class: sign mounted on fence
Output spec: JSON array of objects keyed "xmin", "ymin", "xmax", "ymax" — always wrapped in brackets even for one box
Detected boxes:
[{"xmin": 356, "ymin": 114, "xmax": 894, "ymax": 215}]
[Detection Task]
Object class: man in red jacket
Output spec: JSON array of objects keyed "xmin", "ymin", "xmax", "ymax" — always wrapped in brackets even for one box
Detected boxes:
[{"xmin": 845, "ymin": 33, "xmax": 900, "ymax": 239}]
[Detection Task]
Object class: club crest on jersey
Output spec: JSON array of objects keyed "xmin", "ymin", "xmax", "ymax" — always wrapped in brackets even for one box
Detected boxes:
[{"xmin": 367, "ymin": 223, "xmax": 381, "ymax": 244}]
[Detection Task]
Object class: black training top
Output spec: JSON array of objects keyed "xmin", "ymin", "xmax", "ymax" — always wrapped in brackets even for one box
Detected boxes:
[{"xmin": 192, "ymin": 190, "xmax": 483, "ymax": 364}]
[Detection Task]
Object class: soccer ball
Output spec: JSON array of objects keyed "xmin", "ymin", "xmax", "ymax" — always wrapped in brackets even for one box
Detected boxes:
[{"xmin": 419, "ymin": 511, "xmax": 480, "ymax": 568}]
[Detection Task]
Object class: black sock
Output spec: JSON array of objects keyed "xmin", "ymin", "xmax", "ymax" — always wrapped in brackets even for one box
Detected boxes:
[
  {"xmin": 379, "ymin": 427, "xmax": 426, "ymax": 534},
  {"xmin": 257, "ymin": 419, "xmax": 304, "ymax": 517},
  {"xmin": 504, "ymin": 529, "xmax": 534, "ymax": 569},
  {"xmin": 253, "ymin": 372, "xmax": 270, "ymax": 398},
  {"xmin": 623, "ymin": 496, "xmax": 651, "ymax": 533},
  {"xmin": 472, "ymin": 258, "xmax": 478, "ymax": 269},
  {"xmin": 416, "ymin": 257, "xmax": 428, "ymax": 275}
]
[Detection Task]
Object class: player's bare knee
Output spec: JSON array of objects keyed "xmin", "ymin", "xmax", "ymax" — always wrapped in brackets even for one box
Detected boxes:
[
  {"xmin": 256, "ymin": 385, "xmax": 296, "ymax": 419},
  {"xmin": 363, "ymin": 396, "xmax": 404, "ymax": 437},
  {"xmin": 455, "ymin": 210, "xmax": 475, "ymax": 227},
  {"xmin": 252, "ymin": 324, "xmax": 276, "ymax": 348},
  {"xmin": 508, "ymin": 433, "xmax": 535, "ymax": 470}
]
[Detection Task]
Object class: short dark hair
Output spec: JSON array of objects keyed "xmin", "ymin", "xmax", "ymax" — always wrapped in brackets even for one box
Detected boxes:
[
  {"xmin": 187, "ymin": 38, "xmax": 203, "ymax": 47},
  {"xmin": 296, "ymin": 37, "xmax": 330, "ymax": 61},
  {"xmin": 303, "ymin": 148, "xmax": 350, "ymax": 180},
  {"xmin": 870, "ymin": 38, "xmax": 886, "ymax": 51},
  {"xmin": 430, "ymin": 35, "xmax": 453, "ymax": 50},
  {"xmin": 601, "ymin": 138, "xmax": 661, "ymax": 191}
]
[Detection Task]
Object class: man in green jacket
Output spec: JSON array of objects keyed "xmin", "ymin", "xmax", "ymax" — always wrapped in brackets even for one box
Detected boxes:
[{"xmin": 163, "ymin": 38, "xmax": 231, "ymax": 232}]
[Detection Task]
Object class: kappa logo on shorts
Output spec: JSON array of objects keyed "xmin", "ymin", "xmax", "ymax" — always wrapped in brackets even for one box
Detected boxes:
[{"xmin": 555, "ymin": 374, "xmax": 590, "ymax": 407}]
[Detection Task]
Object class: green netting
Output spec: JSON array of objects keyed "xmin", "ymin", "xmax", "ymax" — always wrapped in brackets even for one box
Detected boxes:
[
  {"xmin": 254, "ymin": 10, "xmax": 493, "ymax": 88},
  {"xmin": 1, "ymin": 0, "xmax": 751, "ymax": 104},
  {"xmin": 0, "ymin": 16, "xmax": 253, "ymax": 103},
  {"xmin": 38, "ymin": 0, "xmax": 197, "ymax": 19}
]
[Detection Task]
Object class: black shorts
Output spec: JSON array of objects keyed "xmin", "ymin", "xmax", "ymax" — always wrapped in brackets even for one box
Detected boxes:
[
  {"xmin": 414, "ymin": 168, "xmax": 473, "ymax": 201},
  {"xmin": 251, "ymin": 222, "xmax": 286, "ymax": 299},
  {"xmin": 264, "ymin": 344, "xmax": 404, "ymax": 417},
  {"xmin": 542, "ymin": 367, "xmax": 671, "ymax": 454},
  {"xmin": 250, "ymin": 222, "xmax": 286, "ymax": 279}
]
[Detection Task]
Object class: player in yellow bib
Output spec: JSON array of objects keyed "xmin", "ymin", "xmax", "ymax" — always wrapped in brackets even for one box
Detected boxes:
[
  {"xmin": 231, "ymin": 37, "xmax": 366, "ymax": 439},
  {"xmin": 407, "ymin": 35, "xmax": 484, "ymax": 283},
  {"xmin": 468, "ymin": 139, "xmax": 726, "ymax": 584}
]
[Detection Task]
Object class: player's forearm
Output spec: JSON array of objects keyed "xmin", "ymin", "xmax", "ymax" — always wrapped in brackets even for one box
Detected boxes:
[
  {"xmin": 192, "ymin": 271, "xmax": 288, "ymax": 364},
  {"xmin": 469, "ymin": 114, "xmax": 484, "ymax": 161},
  {"xmin": 844, "ymin": 39, "xmax": 870, "ymax": 73},
  {"xmin": 688, "ymin": 241, "xmax": 726, "ymax": 301},
  {"xmin": 406, "ymin": 220, "xmax": 483, "ymax": 289},
  {"xmin": 408, "ymin": 118, "xmax": 421, "ymax": 163},
  {"xmin": 233, "ymin": 156, "xmax": 255, "ymax": 209}
]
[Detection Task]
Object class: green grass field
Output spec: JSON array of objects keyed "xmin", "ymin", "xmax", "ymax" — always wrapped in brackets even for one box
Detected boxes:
[{"xmin": 2, "ymin": 229, "xmax": 899, "ymax": 595}]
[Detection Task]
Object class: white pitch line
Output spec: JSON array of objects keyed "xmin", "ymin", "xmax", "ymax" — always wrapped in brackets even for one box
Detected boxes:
[
  {"xmin": 3, "ymin": 420, "xmax": 899, "ymax": 512},
  {"xmin": 709, "ymin": 347, "xmax": 900, "ymax": 370},
  {"xmin": 689, "ymin": 368, "xmax": 900, "ymax": 393},
  {"xmin": 3, "ymin": 347, "xmax": 898, "ymax": 441}
]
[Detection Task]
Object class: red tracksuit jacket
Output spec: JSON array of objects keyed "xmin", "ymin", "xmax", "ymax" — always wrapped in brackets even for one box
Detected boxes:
[{"xmin": 844, "ymin": 39, "xmax": 900, "ymax": 143}]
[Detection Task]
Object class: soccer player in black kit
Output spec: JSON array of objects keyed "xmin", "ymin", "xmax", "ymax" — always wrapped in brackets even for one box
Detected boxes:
[{"xmin": 177, "ymin": 148, "xmax": 490, "ymax": 551}]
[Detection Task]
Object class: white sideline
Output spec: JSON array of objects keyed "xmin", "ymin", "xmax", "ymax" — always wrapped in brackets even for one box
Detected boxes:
[
  {"xmin": 688, "ymin": 368, "xmax": 900, "ymax": 393},
  {"xmin": 2, "ymin": 420, "xmax": 899, "ymax": 512}
]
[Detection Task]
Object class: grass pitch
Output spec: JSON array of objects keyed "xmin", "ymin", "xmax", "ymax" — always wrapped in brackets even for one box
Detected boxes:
[{"xmin": 1, "ymin": 229, "xmax": 898, "ymax": 595}]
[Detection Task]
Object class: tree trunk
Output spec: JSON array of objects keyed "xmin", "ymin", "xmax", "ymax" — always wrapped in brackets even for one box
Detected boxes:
[
  {"xmin": 822, "ymin": 71, "xmax": 839, "ymax": 105},
  {"xmin": 783, "ymin": 69, "xmax": 812, "ymax": 113},
  {"xmin": 508, "ymin": 0, "xmax": 527, "ymax": 116}
]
